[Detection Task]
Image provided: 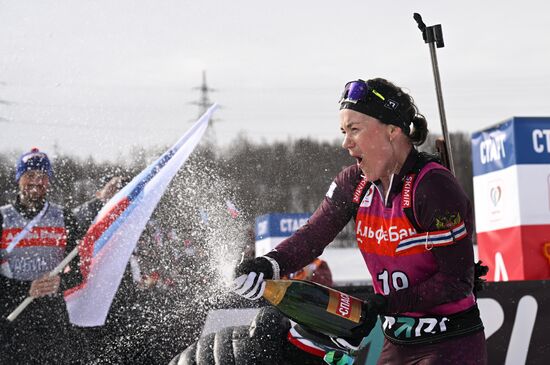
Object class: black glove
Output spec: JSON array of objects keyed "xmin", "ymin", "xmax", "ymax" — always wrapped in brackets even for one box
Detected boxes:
[
  {"xmin": 234, "ymin": 257, "xmax": 274, "ymax": 278},
  {"xmin": 473, "ymin": 261, "xmax": 489, "ymax": 296},
  {"xmin": 232, "ymin": 257, "xmax": 276, "ymax": 300},
  {"xmin": 348, "ymin": 293, "xmax": 387, "ymax": 340}
]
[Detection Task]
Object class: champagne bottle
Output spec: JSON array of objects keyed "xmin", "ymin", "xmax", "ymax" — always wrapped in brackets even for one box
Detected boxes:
[{"xmin": 263, "ymin": 279, "xmax": 368, "ymax": 338}]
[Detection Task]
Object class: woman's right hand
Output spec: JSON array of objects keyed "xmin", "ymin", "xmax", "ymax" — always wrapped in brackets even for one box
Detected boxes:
[{"xmin": 29, "ymin": 274, "xmax": 60, "ymax": 298}]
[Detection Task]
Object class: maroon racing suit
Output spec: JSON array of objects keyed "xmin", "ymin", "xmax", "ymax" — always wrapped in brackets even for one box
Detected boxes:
[{"xmin": 265, "ymin": 149, "xmax": 487, "ymax": 364}]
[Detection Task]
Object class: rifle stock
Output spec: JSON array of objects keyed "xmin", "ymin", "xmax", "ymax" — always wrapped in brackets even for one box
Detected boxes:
[{"xmin": 435, "ymin": 137, "xmax": 451, "ymax": 170}]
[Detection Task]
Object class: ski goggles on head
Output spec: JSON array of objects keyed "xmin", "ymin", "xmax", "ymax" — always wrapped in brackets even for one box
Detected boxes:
[
  {"xmin": 339, "ymin": 79, "xmax": 410, "ymax": 133},
  {"xmin": 339, "ymin": 79, "xmax": 386, "ymax": 105}
]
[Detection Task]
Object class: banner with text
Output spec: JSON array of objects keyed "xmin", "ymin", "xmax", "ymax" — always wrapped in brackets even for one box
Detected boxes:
[{"xmin": 472, "ymin": 117, "xmax": 550, "ymax": 280}]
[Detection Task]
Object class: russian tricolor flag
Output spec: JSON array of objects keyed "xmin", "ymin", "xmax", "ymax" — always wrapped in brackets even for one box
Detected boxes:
[
  {"xmin": 226, "ymin": 200, "xmax": 239, "ymax": 219},
  {"xmin": 64, "ymin": 105, "xmax": 217, "ymax": 327}
]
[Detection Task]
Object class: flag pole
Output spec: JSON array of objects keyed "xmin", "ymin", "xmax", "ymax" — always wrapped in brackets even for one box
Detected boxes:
[
  {"xmin": 6, "ymin": 247, "xmax": 79, "ymax": 322},
  {"xmin": 413, "ymin": 13, "xmax": 455, "ymax": 175},
  {"xmin": 7, "ymin": 105, "xmax": 217, "ymax": 325}
]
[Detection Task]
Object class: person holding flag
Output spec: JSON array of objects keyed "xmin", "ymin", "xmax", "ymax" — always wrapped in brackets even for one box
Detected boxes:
[
  {"xmin": 0, "ymin": 148, "xmax": 121, "ymax": 363},
  {"xmin": 60, "ymin": 105, "xmax": 215, "ymax": 363}
]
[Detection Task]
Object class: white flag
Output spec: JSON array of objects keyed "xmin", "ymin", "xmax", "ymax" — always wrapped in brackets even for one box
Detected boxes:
[{"xmin": 64, "ymin": 105, "xmax": 217, "ymax": 326}]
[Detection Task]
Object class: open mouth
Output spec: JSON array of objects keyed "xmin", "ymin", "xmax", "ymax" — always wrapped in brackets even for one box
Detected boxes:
[{"xmin": 355, "ymin": 156, "xmax": 363, "ymax": 165}]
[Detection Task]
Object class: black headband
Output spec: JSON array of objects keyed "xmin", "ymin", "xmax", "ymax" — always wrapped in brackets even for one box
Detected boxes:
[{"xmin": 339, "ymin": 79, "xmax": 411, "ymax": 134}]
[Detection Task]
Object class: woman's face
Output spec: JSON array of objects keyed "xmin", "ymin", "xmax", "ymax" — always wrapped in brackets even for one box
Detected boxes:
[{"xmin": 339, "ymin": 109, "xmax": 394, "ymax": 182}]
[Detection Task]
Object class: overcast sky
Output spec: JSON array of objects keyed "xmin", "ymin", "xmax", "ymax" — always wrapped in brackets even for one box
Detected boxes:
[{"xmin": 1, "ymin": 0, "xmax": 549, "ymax": 161}]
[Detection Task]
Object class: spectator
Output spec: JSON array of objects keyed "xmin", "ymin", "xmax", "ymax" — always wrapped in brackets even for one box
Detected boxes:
[
  {"xmin": 0, "ymin": 148, "xmax": 120, "ymax": 363},
  {"xmin": 285, "ymin": 258, "xmax": 333, "ymax": 287}
]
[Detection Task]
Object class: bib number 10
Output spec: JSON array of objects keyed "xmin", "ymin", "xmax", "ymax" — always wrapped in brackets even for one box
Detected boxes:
[{"xmin": 377, "ymin": 270, "xmax": 409, "ymax": 295}]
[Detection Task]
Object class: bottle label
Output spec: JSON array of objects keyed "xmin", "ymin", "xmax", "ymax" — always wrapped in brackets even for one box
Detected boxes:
[{"xmin": 327, "ymin": 290, "xmax": 362, "ymax": 323}]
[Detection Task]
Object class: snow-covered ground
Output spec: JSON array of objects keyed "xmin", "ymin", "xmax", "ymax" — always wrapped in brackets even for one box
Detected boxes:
[{"xmin": 319, "ymin": 247, "xmax": 372, "ymax": 286}]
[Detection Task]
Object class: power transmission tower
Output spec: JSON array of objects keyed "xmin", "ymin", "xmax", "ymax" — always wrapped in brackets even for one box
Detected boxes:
[
  {"xmin": 191, "ymin": 70, "xmax": 218, "ymax": 145},
  {"xmin": 192, "ymin": 70, "xmax": 216, "ymax": 120}
]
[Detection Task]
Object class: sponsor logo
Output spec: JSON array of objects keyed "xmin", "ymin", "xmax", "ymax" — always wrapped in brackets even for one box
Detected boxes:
[
  {"xmin": 401, "ymin": 174, "xmax": 415, "ymax": 208},
  {"xmin": 490, "ymin": 186, "xmax": 501, "ymax": 207},
  {"xmin": 353, "ymin": 179, "xmax": 369, "ymax": 203},
  {"xmin": 383, "ymin": 316, "xmax": 449, "ymax": 339},
  {"xmin": 356, "ymin": 220, "xmax": 416, "ymax": 244},
  {"xmin": 532, "ymin": 129, "xmax": 550, "ymax": 153},
  {"xmin": 327, "ymin": 290, "xmax": 362, "ymax": 323},
  {"xmin": 12, "ymin": 256, "xmax": 49, "ymax": 274},
  {"xmin": 360, "ymin": 185, "xmax": 375, "ymax": 207},
  {"xmin": 384, "ymin": 99, "xmax": 399, "ymax": 110},
  {"xmin": 279, "ymin": 218, "xmax": 308, "ymax": 233},
  {"xmin": 487, "ymin": 179, "xmax": 504, "ymax": 222},
  {"xmin": 480, "ymin": 133, "xmax": 506, "ymax": 164},
  {"xmin": 478, "ymin": 295, "xmax": 538, "ymax": 364},
  {"xmin": 1, "ymin": 227, "xmax": 66, "ymax": 249},
  {"xmin": 337, "ymin": 292, "xmax": 351, "ymax": 318}
]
